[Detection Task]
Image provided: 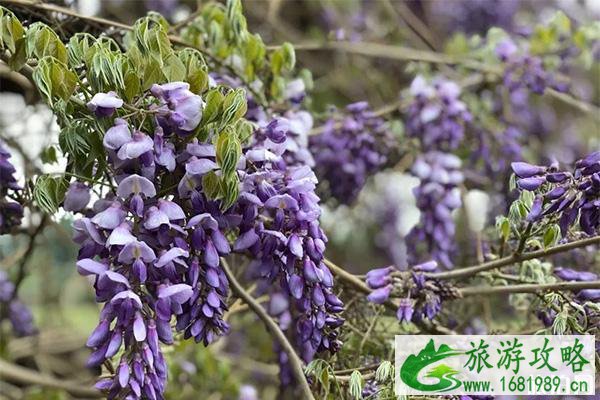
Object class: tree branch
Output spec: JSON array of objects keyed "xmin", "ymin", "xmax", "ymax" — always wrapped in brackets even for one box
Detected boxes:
[
  {"xmin": 458, "ymin": 280, "xmax": 600, "ymax": 297},
  {"xmin": 220, "ymin": 258, "xmax": 316, "ymax": 400},
  {"xmin": 428, "ymin": 235, "xmax": 600, "ymax": 280},
  {"xmin": 10, "ymin": 215, "xmax": 48, "ymax": 301},
  {"xmin": 288, "ymin": 40, "xmax": 600, "ymax": 119},
  {"xmin": 0, "ymin": 358, "xmax": 101, "ymax": 398}
]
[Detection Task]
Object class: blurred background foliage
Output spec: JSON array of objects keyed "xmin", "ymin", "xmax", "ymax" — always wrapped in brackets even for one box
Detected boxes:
[{"xmin": 0, "ymin": 0, "xmax": 598, "ymax": 399}]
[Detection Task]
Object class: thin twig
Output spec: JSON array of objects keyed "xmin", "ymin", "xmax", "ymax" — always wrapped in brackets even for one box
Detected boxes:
[
  {"xmin": 428, "ymin": 235, "xmax": 600, "ymax": 280},
  {"xmin": 459, "ymin": 280, "xmax": 600, "ymax": 297},
  {"xmin": 220, "ymin": 258, "xmax": 316, "ymax": 400},
  {"xmin": 0, "ymin": 358, "xmax": 101, "ymax": 398},
  {"xmin": 10, "ymin": 215, "xmax": 47, "ymax": 301},
  {"xmin": 287, "ymin": 40, "xmax": 600, "ymax": 119}
]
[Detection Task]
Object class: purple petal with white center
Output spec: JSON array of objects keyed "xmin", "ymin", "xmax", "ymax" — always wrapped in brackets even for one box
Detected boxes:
[
  {"xmin": 133, "ymin": 312, "xmax": 146, "ymax": 341},
  {"xmin": 117, "ymin": 132, "xmax": 153, "ymax": 160},
  {"xmin": 155, "ymin": 248, "xmax": 190, "ymax": 268},
  {"xmin": 264, "ymin": 194, "xmax": 299, "ymax": 211},
  {"xmin": 111, "ymin": 290, "xmax": 142, "ymax": 308},
  {"xmin": 118, "ymin": 241, "xmax": 157, "ymax": 263},
  {"xmin": 158, "ymin": 284, "xmax": 193, "ymax": 304},
  {"xmin": 144, "ymin": 206, "xmax": 170, "ymax": 230},
  {"xmin": 185, "ymin": 158, "xmax": 218, "ymax": 176},
  {"xmin": 77, "ymin": 259, "xmax": 108, "ymax": 276},
  {"xmin": 233, "ymin": 229, "xmax": 259, "ymax": 251},
  {"xmin": 103, "ymin": 120, "xmax": 131, "ymax": 150},
  {"xmin": 117, "ymin": 174, "xmax": 156, "ymax": 198},
  {"xmin": 158, "ymin": 199, "xmax": 185, "ymax": 221},
  {"xmin": 91, "ymin": 203, "xmax": 126, "ymax": 229},
  {"xmin": 107, "ymin": 223, "xmax": 136, "ymax": 247},
  {"xmin": 73, "ymin": 218, "xmax": 104, "ymax": 245},
  {"xmin": 64, "ymin": 182, "xmax": 91, "ymax": 212},
  {"xmin": 288, "ymin": 274, "xmax": 304, "ymax": 299}
]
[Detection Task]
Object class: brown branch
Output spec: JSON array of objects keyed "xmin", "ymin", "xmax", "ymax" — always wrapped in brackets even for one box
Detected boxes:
[
  {"xmin": 428, "ymin": 235, "xmax": 600, "ymax": 280},
  {"xmin": 459, "ymin": 280, "xmax": 600, "ymax": 297},
  {"xmin": 0, "ymin": 358, "xmax": 101, "ymax": 398},
  {"xmin": 10, "ymin": 215, "xmax": 48, "ymax": 301},
  {"xmin": 220, "ymin": 258, "xmax": 316, "ymax": 400}
]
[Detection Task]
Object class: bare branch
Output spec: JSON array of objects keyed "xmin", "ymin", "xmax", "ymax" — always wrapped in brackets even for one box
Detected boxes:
[{"xmin": 220, "ymin": 258, "xmax": 316, "ymax": 400}]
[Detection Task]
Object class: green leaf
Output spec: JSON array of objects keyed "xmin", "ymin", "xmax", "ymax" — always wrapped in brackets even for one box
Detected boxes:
[
  {"xmin": 375, "ymin": 361, "xmax": 393, "ymax": 383},
  {"xmin": 33, "ymin": 175, "xmax": 68, "ymax": 214},
  {"xmin": 0, "ymin": 7, "xmax": 25, "ymax": 54},
  {"xmin": 41, "ymin": 146, "xmax": 58, "ymax": 164},
  {"xmin": 164, "ymin": 54, "xmax": 186, "ymax": 82},
  {"xmin": 220, "ymin": 88, "xmax": 247, "ymax": 126},
  {"xmin": 216, "ymin": 127, "xmax": 242, "ymax": 175},
  {"xmin": 33, "ymin": 56, "xmax": 78, "ymax": 104},
  {"xmin": 177, "ymin": 48, "xmax": 209, "ymax": 94},
  {"xmin": 543, "ymin": 224, "xmax": 561, "ymax": 248},
  {"xmin": 202, "ymin": 171, "xmax": 221, "ymax": 200},
  {"xmin": 202, "ymin": 88, "xmax": 224, "ymax": 125},
  {"xmin": 220, "ymin": 173, "xmax": 239, "ymax": 210},
  {"xmin": 67, "ymin": 33, "xmax": 95, "ymax": 67},
  {"xmin": 26, "ymin": 22, "xmax": 67, "ymax": 64},
  {"xmin": 348, "ymin": 371, "xmax": 363, "ymax": 400}
]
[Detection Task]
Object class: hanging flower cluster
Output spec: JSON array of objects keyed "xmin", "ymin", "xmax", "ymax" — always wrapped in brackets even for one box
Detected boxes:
[
  {"xmin": 406, "ymin": 76, "xmax": 471, "ymax": 152},
  {"xmin": 68, "ymin": 81, "xmax": 343, "ymax": 398},
  {"xmin": 0, "ymin": 270, "xmax": 36, "ymax": 337},
  {"xmin": 309, "ymin": 102, "xmax": 394, "ymax": 204},
  {"xmin": 511, "ymin": 151, "xmax": 600, "ymax": 235},
  {"xmin": 495, "ymin": 39, "xmax": 569, "ymax": 95},
  {"xmin": 0, "ymin": 141, "xmax": 24, "ymax": 234},
  {"xmin": 234, "ymin": 131, "xmax": 345, "ymax": 363},
  {"xmin": 364, "ymin": 261, "xmax": 457, "ymax": 323},
  {"xmin": 408, "ymin": 152, "xmax": 464, "ymax": 268},
  {"xmin": 404, "ymin": 76, "xmax": 470, "ymax": 268}
]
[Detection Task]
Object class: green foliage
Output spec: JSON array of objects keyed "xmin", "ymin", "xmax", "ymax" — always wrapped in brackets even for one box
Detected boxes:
[
  {"xmin": 32, "ymin": 56, "xmax": 78, "ymax": 104},
  {"xmin": 32, "ymin": 175, "xmax": 68, "ymax": 214},
  {"xmin": 348, "ymin": 370, "xmax": 363, "ymax": 400}
]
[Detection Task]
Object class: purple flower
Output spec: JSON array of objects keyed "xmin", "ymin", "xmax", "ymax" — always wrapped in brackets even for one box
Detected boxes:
[
  {"xmin": 309, "ymin": 102, "xmax": 394, "ymax": 204},
  {"xmin": 367, "ymin": 285, "xmax": 392, "ymax": 304},
  {"xmin": 64, "ymin": 182, "xmax": 91, "ymax": 212},
  {"xmin": 151, "ymin": 82, "xmax": 204, "ymax": 134},
  {"xmin": 0, "ymin": 141, "xmax": 24, "ymax": 233},
  {"xmin": 87, "ymin": 92, "xmax": 123, "ymax": 118}
]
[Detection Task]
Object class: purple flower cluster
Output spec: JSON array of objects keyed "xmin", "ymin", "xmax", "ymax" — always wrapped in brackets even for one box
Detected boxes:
[
  {"xmin": 309, "ymin": 102, "xmax": 393, "ymax": 204},
  {"xmin": 75, "ymin": 84, "xmax": 234, "ymax": 399},
  {"xmin": 408, "ymin": 152, "xmax": 464, "ymax": 268},
  {"xmin": 0, "ymin": 141, "xmax": 24, "ymax": 234},
  {"xmin": 234, "ymin": 150, "xmax": 344, "ymax": 363},
  {"xmin": 511, "ymin": 151, "xmax": 600, "ymax": 235},
  {"xmin": 73, "ymin": 82, "xmax": 344, "ymax": 396},
  {"xmin": 365, "ymin": 261, "xmax": 455, "ymax": 323},
  {"xmin": 406, "ymin": 76, "xmax": 471, "ymax": 152},
  {"xmin": 0, "ymin": 270, "xmax": 36, "ymax": 337},
  {"xmin": 496, "ymin": 39, "xmax": 568, "ymax": 95}
]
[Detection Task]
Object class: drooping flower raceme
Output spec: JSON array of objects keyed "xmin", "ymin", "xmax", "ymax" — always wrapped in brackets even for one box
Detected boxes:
[
  {"xmin": 406, "ymin": 76, "xmax": 471, "ymax": 152},
  {"xmin": 511, "ymin": 151, "xmax": 600, "ymax": 236},
  {"xmin": 71, "ymin": 82, "xmax": 343, "ymax": 398},
  {"xmin": 0, "ymin": 141, "xmax": 24, "ymax": 234},
  {"xmin": 496, "ymin": 39, "xmax": 568, "ymax": 95},
  {"xmin": 408, "ymin": 152, "xmax": 464, "ymax": 268},
  {"xmin": 309, "ymin": 101, "xmax": 394, "ymax": 204}
]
